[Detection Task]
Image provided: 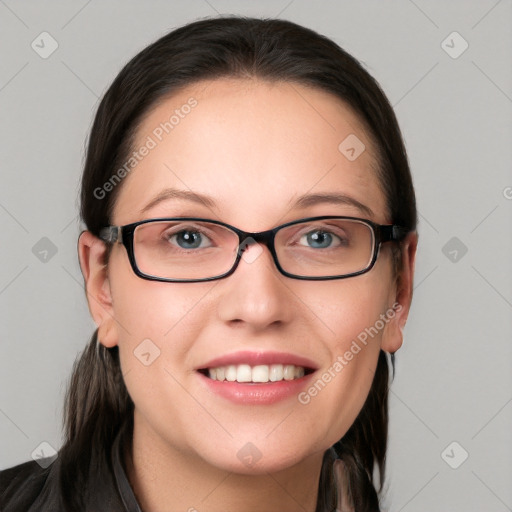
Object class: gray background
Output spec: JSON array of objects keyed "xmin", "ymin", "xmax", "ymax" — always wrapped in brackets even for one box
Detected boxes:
[{"xmin": 1, "ymin": 1, "xmax": 511, "ymax": 510}]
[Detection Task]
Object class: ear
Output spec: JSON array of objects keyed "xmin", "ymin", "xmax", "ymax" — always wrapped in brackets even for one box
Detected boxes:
[
  {"xmin": 381, "ymin": 231, "xmax": 418, "ymax": 353},
  {"xmin": 77, "ymin": 230, "xmax": 118, "ymax": 348}
]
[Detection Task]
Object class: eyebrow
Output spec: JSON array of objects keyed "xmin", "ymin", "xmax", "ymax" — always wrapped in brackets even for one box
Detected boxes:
[
  {"xmin": 140, "ymin": 188, "xmax": 216, "ymax": 214},
  {"xmin": 140, "ymin": 187, "xmax": 373, "ymax": 217},
  {"xmin": 291, "ymin": 192, "xmax": 373, "ymax": 217}
]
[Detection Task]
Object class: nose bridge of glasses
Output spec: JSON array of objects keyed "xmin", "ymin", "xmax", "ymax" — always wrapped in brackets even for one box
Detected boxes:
[{"xmin": 236, "ymin": 228, "xmax": 276, "ymax": 254}]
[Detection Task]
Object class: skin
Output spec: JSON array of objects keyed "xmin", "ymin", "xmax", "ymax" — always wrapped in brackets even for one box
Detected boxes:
[{"xmin": 78, "ymin": 78, "xmax": 417, "ymax": 512}]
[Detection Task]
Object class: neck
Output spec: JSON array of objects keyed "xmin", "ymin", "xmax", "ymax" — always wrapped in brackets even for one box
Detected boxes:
[{"xmin": 125, "ymin": 411, "xmax": 325, "ymax": 512}]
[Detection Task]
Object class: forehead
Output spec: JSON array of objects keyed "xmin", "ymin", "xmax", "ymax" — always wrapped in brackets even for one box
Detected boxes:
[{"xmin": 113, "ymin": 78, "xmax": 387, "ymax": 227}]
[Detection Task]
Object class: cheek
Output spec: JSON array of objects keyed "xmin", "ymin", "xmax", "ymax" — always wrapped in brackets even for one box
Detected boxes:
[
  {"xmin": 310, "ymin": 349, "xmax": 381, "ymax": 451},
  {"xmin": 298, "ymin": 330, "xmax": 382, "ymax": 452},
  {"xmin": 298, "ymin": 275, "xmax": 392, "ymax": 445},
  {"xmin": 109, "ymin": 277, "xmax": 218, "ymax": 444},
  {"xmin": 312, "ymin": 269, "xmax": 392, "ymax": 352},
  {"xmin": 108, "ymin": 263, "xmax": 212, "ymax": 387},
  {"xmin": 110, "ymin": 255, "xmax": 215, "ymax": 347}
]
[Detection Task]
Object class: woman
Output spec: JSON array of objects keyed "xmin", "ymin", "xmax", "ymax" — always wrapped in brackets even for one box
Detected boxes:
[{"xmin": 0, "ymin": 15, "xmax": 417, "ymax": 512}]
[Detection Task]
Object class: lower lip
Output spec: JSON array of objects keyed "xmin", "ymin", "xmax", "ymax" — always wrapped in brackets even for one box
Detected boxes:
[{"xmin": 197, "ymin": 371, "xmax": 315, "ymax": 405}]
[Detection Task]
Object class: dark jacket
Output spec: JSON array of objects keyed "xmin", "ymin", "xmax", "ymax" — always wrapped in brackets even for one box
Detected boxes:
[{"xmin": 0, "ymin": 420, "xmax": 142, "ymax": 512}]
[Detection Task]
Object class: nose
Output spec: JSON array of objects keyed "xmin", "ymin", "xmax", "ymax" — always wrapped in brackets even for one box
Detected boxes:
[
  {"xmin": 216, "ymin": 241, "xmax": 294, "ymax": 330},
  {"xmin": 237, "ymin": 235, "xmax": 268, "ymax": 265}
]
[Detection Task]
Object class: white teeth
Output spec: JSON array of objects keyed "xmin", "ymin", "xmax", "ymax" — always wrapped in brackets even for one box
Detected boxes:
[
  {"xmin": 225, "ymin": 365, "xmax": 237, "ymax": 382},
  {"xmin": 236, "ymin": 364, "xmax": 252, "ymax": 383},
  {"xmin": 269, "ymin": 364, "xmax": 283, "ymax": 382},
  {"xmin": 205, "ymin": 363, "xmax": 307, "ymax": 383},
  {"xmin": 283, "ymin": 364, "xmax": 295, "ymax": 381},
  {"xmin": 252, "ymin": 365, "xmax": 269, "ymax": 382},
  {"xmin": 216, "ymin": 367, "xmax": 225, "ymax": 381}
]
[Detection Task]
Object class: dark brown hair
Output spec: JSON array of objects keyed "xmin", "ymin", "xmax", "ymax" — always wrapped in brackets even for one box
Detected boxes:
[{"xmin": 64, "ymin": 15, "xmax": 417, "ymax": 511}]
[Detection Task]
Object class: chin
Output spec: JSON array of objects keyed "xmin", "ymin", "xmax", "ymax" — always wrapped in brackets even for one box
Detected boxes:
[{"xmin": 197, "ymin": 438, "xmax": 324, "ymax": 476}]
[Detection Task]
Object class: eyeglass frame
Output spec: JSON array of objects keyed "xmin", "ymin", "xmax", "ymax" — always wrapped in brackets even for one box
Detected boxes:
[{"xmin": 98, "ymin": 215, "xmax": 411, "ymax": 283}]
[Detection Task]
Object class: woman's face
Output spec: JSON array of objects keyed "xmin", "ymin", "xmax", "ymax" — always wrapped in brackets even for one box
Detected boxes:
[{"xmin": 81, "ymin": 78, "xmax": 414, "ymax": 474}]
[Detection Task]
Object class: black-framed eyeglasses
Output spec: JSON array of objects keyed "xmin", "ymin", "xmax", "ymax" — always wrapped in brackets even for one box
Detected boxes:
[{"xmin": 99, "ymin": 216, "xmax": 410, "ymax": 283}]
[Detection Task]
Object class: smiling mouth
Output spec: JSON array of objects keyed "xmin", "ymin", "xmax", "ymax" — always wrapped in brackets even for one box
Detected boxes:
[{"xmin": 198, "ymin": 364, "xmax": 314, "ymax": 383}]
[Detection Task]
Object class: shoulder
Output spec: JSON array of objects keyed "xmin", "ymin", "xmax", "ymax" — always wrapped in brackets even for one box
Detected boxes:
[
  {"xmin": 1, "ymin": 423, "xmax": 135, "ymax": 512},
  {"xmin": 0, "ymin": 459, "xmax": 54, "ymax": 512}
]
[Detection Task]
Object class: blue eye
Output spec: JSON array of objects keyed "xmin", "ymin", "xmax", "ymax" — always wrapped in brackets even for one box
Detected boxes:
[
  {"xmin": 307, "ymin": 231, "xmax": 332, "ymax": 248},
  {"xmin": 162, "ymin": 225, "xmax": 214, "ymax": 250},
  {"xmin": 299, "ymin": 230, "xmax": 346, "ymax": 249},
  {"xmin": 172, "ymin": 230, "xmax": 204, "ymax": 249}
]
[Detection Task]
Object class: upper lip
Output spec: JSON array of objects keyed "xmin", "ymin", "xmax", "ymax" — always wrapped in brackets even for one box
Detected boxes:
[{"xmin": 197, "ymin": 351, "xmax": 319, "ymax": 371}]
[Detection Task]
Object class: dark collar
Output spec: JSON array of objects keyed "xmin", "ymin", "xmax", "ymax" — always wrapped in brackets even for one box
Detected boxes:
[{"xmin": 111, "ymin": 420, "xmax": 143, "ymax": 512}]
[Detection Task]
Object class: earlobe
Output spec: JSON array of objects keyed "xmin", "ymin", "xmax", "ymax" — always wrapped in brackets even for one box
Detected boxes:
[
  {"xmin": 78, "ymin": 230, "xmax": 118, "ymax": 348},
  {"xmin": 380, "ymin": 303, "xmax": 405, "ymax": 354}
]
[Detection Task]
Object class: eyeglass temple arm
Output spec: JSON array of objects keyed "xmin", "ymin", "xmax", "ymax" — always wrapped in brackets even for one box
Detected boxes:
[
  {"xmin": 99, "ymin": 226, "xmax": 123, "ymax": 244},
  {"xmin": 379, "ymin": 225, "xmax": 411, "ymax": 242}
]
